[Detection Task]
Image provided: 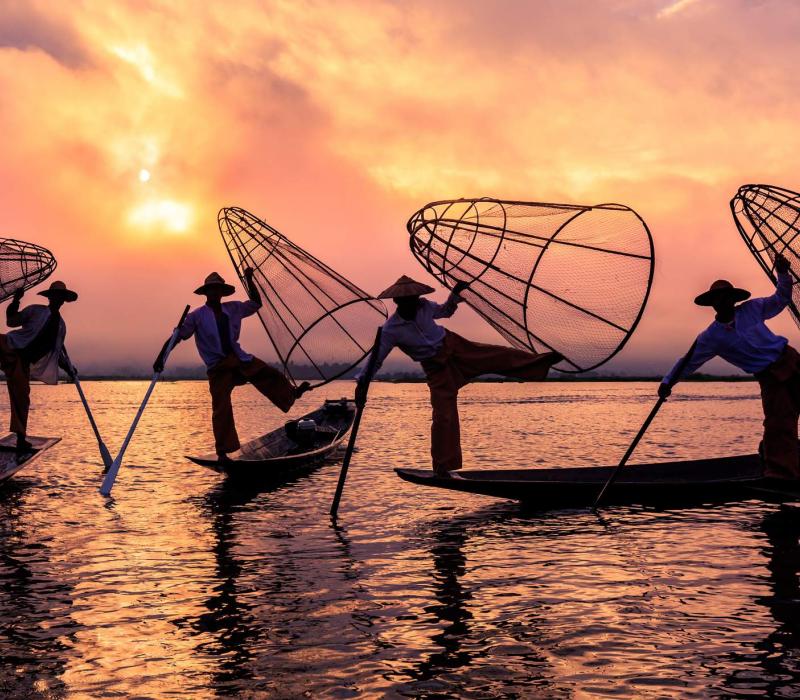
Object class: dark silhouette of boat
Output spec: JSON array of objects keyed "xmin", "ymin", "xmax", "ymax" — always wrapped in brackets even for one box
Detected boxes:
[
  {"xmin": 0, "ymin": 435, "xmax": 60, "ymax": 484},
  {"xmin": 187, "ymin": 399, "xmax": 355, "ymax": 480},
  {"xmin": 396, "ymin": 453, "xmax": 800, "ymax": 508}
]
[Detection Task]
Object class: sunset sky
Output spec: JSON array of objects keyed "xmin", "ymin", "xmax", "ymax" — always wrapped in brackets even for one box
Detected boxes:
[{"xmin": 1, "ymin": 0, "xmax": 798, "ymax": 376}]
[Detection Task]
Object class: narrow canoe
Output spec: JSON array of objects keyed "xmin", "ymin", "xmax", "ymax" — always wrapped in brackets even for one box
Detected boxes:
[
  {"xmin": 395, "ymin": 453, "xmax": 800, "ymax": 508},
  {"xmin": 187, "ymin": 399, "xmax": 356, "ymax": 480},
  {"xmin": 0, "ymin": 434, "xmax": 61, "ymax": 484}
]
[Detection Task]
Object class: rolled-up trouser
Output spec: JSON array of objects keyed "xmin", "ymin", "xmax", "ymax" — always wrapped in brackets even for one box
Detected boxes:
[
  {"xmin": 207, "ymin": 354, "xmax": 296, "ymax": 455},
  {"xmin": 421, "ymin": 331, "xmax": 560, "ymax": 474},
  {"xmin": 757, "ymin": 344, "xmax": 800, "ymax": 479},
  {"xmin": 0, "ymin": 334, "xmax": 30, "ymax": 435}
]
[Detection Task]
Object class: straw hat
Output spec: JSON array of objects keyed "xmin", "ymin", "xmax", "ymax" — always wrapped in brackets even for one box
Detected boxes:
[
  {"xmin": 378, "ymin": 275, "xmax": 435, "ymax": 299},
  {"xmin": 195, "ymin": 272, "xmax": 235, "ymax": 296},
  {"xmin": 38, "ymin": 280, "xmax": 78, "ymax": 302},
  {"xmin": 694, "ymin": 279, "xmax": 751, "ymax": 306}
]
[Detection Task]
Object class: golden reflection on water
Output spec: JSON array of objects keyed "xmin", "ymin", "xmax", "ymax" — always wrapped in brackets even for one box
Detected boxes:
[{"xmin": 0, "ymin": 380, "xmax": 797, "ymax": 697}]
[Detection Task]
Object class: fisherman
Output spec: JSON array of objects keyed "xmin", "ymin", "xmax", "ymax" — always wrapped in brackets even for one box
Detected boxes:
[
  {"xmin": 157, "ymin": 270, "xmax": 310, "ymax": 462},
  {"xmin": 659, "ymin": 253, "xmax": 800, "ymax": 479},
  {"xmin": 0, "ymin": 281, "xmax": 78, "ymax": 454},
  {"xmin": 356, "ymin": 276, "xmax": 562, "ymax": 476}
]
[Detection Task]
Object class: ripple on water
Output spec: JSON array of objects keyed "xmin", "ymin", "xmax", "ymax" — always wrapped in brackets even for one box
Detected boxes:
[{"xmin": 0, "ymin": 381, "xmax": 798, "ymax": 697}]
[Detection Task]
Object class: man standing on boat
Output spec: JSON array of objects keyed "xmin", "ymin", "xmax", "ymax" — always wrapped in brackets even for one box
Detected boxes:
[
  {"xmin": 158, "ymin": 270, "xmax": 310, "ymax": 462},
  {"xmin": 659, "ymin": 254, "xmax": 800, "ymax": 479},
  {"xmin": 0, "ymin": 281, "xmax": 78, "ymax": 454},
  {"xmin": 356, "ymin": 276, "xmax": 562, "ymax": 477}
]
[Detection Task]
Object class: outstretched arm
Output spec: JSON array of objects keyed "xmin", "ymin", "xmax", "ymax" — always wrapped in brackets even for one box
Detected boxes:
[
  {"xmin": 59, "ymin": 347, "xmax": 76, "ymax": 380},
  {"xmin": 658, "ymin": 334, "xmax": 718, "ymax": 397},
  {"xmin": 243, "ymin": 267, "xmax": 262, "ymax": 309},
  {"xmin": 154, "ymin": 313, "xmax": 194, "ymax": 373},
  {"xmin": 758, "ymin": 254, "xmax": 793, "ymax": 320},
  {"xmin": 431, "ymin": 281, "xmax": 468, "ymax": 319},
  {"xmin": 6, "ymin": 288, "xmax": 24, "ymax": 327},
  {"xmin": 355, "ymin": 329, "xmax": 395, "ymax": 384}
]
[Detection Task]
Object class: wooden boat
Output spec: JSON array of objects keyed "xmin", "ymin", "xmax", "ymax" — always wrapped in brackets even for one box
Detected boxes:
[
  {"xmin": 396, "ymin": 453, "xmax": 800, "ymax": 508},
  {"xmin": 187, "ymin": 399, "xmax": 356, "ymax": 480},
  {"xmin": 0, "ymin": 434, "xmax": 60, "ymax": 484}
]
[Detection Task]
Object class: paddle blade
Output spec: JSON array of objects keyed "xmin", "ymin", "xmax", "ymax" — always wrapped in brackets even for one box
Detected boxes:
[
  {"xmin": 218, "ymin": 207, "xmax": 387, "ymax": 388},
  {"xmin": 732, "ymin": 184, "xmax": 800, "ymax": 327},
  {"xmin": 0, "ymin": 238, "xmax": 57, "ymax": 303},
  {"xmin": 408, "ymin": 198, "xmax": 655, "ymax": 372}
]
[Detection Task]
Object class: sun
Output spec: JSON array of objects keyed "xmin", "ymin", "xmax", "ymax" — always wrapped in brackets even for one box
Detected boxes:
[{"xmin": 138, "ymin": 168, "xmax": 151, "ymax": 183}]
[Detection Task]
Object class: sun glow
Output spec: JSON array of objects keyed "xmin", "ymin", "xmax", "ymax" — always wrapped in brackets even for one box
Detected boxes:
[{"xmin": 128, "ymin": 199, "xmax": 193, "ymax": 233}]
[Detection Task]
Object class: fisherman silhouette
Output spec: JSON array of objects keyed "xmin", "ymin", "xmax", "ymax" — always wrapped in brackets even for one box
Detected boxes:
[
  {"xmin": 157, "ymin": 269, "xmax": 310, "ymax": 462},
  {"xmin": 660, "ymin": 254, "xmax": 800, "ymax": 479},
  {"xmin": 0, "ymin": 281, "xmax": 78, "ymax": 454},
  {"xmin": 356, "ymin": 276, "xmax": 562, "ymax": 476}
]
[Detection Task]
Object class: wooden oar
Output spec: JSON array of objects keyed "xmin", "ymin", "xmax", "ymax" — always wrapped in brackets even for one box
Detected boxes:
[
  {"xmin": 100, "ymin": 305, "xmax": 190, "ymax": 497},
  {"xmin": 330, "ymin": 326, "xmax": 383, "ymax": 519},
  {"xmin": 72, "ymin": 373, "xmax": 113, "ymax": 471},
  {"xmin": 593, "ymin": 340, "xmax": 698, "ymax": 509}
]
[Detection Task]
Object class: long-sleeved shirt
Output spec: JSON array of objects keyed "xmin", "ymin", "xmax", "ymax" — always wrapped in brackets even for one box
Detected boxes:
[
  {"xmin": 179, "ymin": 300, "xmax": 260, "ymax": 369},
  {"xmin": 6, "ymin": 302, "xmax": 67, "ymax": 384},
  {"xmin": 359, "ymin": 293, "xmax": 463, "ymax": 380},
  {"xmin": 662, "ymin": 272, "xmax": 793, "ymax": 385}
]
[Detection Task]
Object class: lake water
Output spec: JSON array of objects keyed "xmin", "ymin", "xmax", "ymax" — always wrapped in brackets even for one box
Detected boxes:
[{"xmin": 1, "ymin": 380, "xmax": 799, "ymax": 698}]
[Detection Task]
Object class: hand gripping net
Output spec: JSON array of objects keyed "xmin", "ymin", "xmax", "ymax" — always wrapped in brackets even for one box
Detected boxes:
[
  {"xmin": 731, "ymin": 184, "xmax": 800, "ymax": 326},
  {"xmin": 407, "ymin": 198, "xmax": 655, "ymax": 373},
  {"xmin": 218, "ymin": 207, "xmax": 387, "ymax": 387},
  {"xmin": 0, "ymin": 238, "xmax": 56, "ymax": 303}
]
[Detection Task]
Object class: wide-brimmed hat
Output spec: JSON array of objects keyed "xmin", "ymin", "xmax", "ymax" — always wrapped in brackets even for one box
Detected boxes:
[
  {"xmin": 195, "ymin": 272, "xmax": 235, "ymax": 296},
  {"xmin": 694, "ymin": 279, "xmax": 751, "ymax": 306},
  {"xmin": 378, "ymin": 275, "xmax": 435, "ymax": 299},
  {"xmin": 38, "ymin": 280, "xmax": 78, "ymax": 302}
]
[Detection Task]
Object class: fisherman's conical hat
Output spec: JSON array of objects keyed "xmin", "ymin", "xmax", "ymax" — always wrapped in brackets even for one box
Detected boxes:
[
  {"xmin": 694, "ymin": 279, "xmax": 751, "ymax": 306},
  {"xmin": 195, "ymin": 272, "xmax": 236, "ymax": 296},
  {"xmin": 38, "ymin": 280, "xmax": 78, "ymax": 302},
  {"xmin": 378, "ymin": 275, "xmax": 435, "ymax": 299}
]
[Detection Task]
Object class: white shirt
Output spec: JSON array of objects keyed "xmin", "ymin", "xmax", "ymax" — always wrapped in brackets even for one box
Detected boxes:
[
  {"xmin": 6, "ymin": 304, "xmax": 66, "ymax": 385},
  {"xmin": 663, "ymin": 272, "xmax": 792, "ymax": 384},
  {"xmin": 361, "ymin": 293, "xmax": 463, "ymax": 379},
  {"xmin": 179, "ymin": 300, "xmax": 260, "ymax": 369}
]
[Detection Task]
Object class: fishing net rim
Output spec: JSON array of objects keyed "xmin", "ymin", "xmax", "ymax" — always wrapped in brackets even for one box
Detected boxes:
[
  {"xmin": 0, "ymin": 238, "xmax": 57, "ymax": 303},
  {"xmin": 218, "ymin": 206, "xmax": 388, "ymax": 389},
  {"xmin": 282, "ymin": 297, "xmax": 387, "ymax": 388},
  {"xmin": 730, "ymin": 186, "xmax": 800, "ymax": 324},
  {"xmin": 406, "ymin": 199, "xmax": 655, "ymax": 374}
]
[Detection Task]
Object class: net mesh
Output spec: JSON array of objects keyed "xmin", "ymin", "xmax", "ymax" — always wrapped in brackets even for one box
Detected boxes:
[
  {"xmin": 731, "ymin": 184, "xmax": 800, "ymax": 328},
  {"xmin": 0, "ymin": 238, "xmax": 56, "ymax": 303},
  {"xmin": 218, "ymin": 207, "xmax": 387, "ymax": 387},
  {"xmin": 407, "ymin": 198, "xmax": 655, "ymax": 373}
]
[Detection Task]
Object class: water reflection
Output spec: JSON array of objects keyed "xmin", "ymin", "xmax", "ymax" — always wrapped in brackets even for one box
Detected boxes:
[
  {"xmin": 0, "ymin": 480, "xmax": 79, "ymax": 699},
  {"xmin": 724, "ymin": 504, "xmax": 800, "ymax": 697}
]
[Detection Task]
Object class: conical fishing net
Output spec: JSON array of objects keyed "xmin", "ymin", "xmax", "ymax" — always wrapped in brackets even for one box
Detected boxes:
[
  {"xmin": 0, "ymin": 238, "xmax": 56, "ymax": 303},
  {"xmin": 731, "ymin": 184, "xmax": 800, "ymax": 326},
  {"xmin": 218, "ymin": 207, "xmax": 387, "ymax": 387},
  {"xmin": 407, "ymin": 198, "xmax": 655, "ymax": 373}
]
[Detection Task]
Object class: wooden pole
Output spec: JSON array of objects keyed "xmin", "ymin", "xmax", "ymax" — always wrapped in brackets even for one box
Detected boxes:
[
  {"xmin": 100, "ymin": 305, "xmax": 190, "ymax": 497},
  {"xmin": 330, "ymin": 326, "xmax": 383, "ymax": 519},
  {"xmin": 72, "ymin": 374, "xmax": 113, "ymax": 470},
  {"xmin": 593, "ymin": 340, "xmax": 697, "ymax": 509}
]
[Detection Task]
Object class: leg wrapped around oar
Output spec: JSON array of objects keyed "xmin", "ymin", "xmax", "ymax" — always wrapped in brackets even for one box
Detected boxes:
[
  {"xmin": 757, "ymin": 345, "xmax": 800, "ymax": 479},
  {"xmin": 422, "ymin": 331, "xmax": 559, "ymax": 476},
  {"xmin": 207, "ymin": 355, "xmax": 245, "ymax": 455},
  {"xmin": 0, "ymin": 334, "xmax": 30, "ymax": 436}
]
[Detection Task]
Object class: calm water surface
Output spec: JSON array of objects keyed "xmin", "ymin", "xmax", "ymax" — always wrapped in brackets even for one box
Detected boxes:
[{"xmin": 1, "ymin": 380, "xmax": 799, "ymax": 698}]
